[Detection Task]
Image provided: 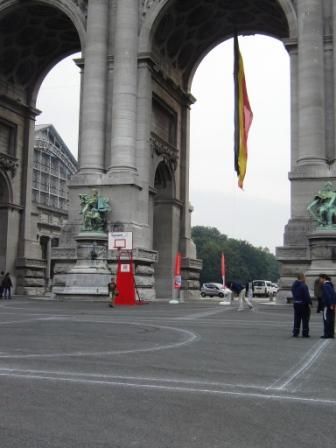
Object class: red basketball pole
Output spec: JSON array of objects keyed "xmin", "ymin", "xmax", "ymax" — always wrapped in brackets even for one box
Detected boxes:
[{"xmin": 115, "ymin": 248, "xmax": 136, "ymax": 306}]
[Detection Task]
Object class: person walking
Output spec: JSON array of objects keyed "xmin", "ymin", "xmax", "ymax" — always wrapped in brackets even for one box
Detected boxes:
[
  {"xmin": 0, "ymin": 271, "xmax": 4, "ymax": 299},
  {"xmin": 2, "ymin": 272, "xmax": 13, "ymax": 300},
  {"xmin": 291, "ymin": 273, "xmax": 312, "ymax": 337},
  {"xmin": 314, "ymin": 277, "xmax": 323, "ymax": 313},
  {"xmin": 228, "ymin": 281, "xmax": 253, "ymax": 311},
  {"xmin": 107, "ymin": 277, "xmax": 119, "ymax": 308},
  {"xmin": 319, "ymin": 274, "xmax": 336, "ymax": 339}
]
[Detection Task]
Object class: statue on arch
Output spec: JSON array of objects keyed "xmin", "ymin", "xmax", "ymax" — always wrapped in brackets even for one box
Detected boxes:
[
  {"xmin": 79, "ymin": 189, "xmax": 110, "ymax": 232},
  {"xmin": 307, "ymin": 182, "xmax": 336, "ymax": 227}
]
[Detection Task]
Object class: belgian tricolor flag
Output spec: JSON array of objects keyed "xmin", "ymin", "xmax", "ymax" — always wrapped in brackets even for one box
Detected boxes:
[{"xmin": 234, "ymin": 33, "xmax": 253, "ymax": 189}]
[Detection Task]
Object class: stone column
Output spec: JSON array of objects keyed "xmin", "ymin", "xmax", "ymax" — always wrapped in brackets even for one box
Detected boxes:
[
  {"xmin": 79, "ymin": 0, "xmax": 109, "ymax": 173},
  {"xmin": 334, "ymin": 0, "xmax": 336, "ymax": 160},
  {"xmin": 109, "ymin": 0, "xmax": 138, "ymax": 175},
  {"xmin": 297, "ymin": 0, "xmax": 325, "ymax": 165},
  {"xmin": 285, "ymin": 41, "xmax": 298, "ymax": 172},
  {"xmin": 136, "ymin": 58, "xmax": 152, "ymax": 247}
]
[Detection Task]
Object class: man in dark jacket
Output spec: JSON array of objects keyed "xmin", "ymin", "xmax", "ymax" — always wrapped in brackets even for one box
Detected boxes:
[
  {"xmin": 2, "ymin": 272, "xmax": 12, "ymax": 300},
  {"xmin": 228, "ymin": 281, "xmax": 253, "ymax": 311},
  {"xmin": 314, "ymin": 277, "xmax": 324, "ymax": 313},
  {"xmin": 291, "ymin": 273, "xmax": 312, "ymax": 337},
  {"xmin": 0, "ymin": 271, "xmax": 4, "ymax": 298},
  {"xmin": 319, "ymin": 274, "xmax": 336, "ymax": 339}
]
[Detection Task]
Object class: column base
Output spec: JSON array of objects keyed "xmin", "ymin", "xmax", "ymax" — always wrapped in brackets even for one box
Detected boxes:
[
  {"xmin": 15, "ymin": 258, "xmax": 47, "ymax": 296},
  {"xmin": 52, "ymin": 232, "xmax": 111, "ymax": 300},
  {"xmin": 181, "ymin": 257, "xmax": 202, "ymax": 300}
]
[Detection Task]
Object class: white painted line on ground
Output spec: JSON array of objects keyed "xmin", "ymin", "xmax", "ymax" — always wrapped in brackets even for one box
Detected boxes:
[
  {"xmin": 0, "ymin": 368, "xmax": 335, "ymax": 407},
  {"xmin": 0, "ymin": 321, "xmax": 199, "ymax": 359},
  {"xmin": 176, "ymin": 306, "xmax": 233, "ymax": 320},
  {"xmin": 267, "ymin": 339, "xmax": 331, "ymax": 391},
  {"xmin": 0, "ymin": 367, "xmax": 263, "ymax": 391},
  {"xmin": 0, "ymin": 317, "xmax": 57, "ymax": 326}
]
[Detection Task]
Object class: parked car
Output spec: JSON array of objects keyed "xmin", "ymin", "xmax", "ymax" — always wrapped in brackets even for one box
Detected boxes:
[
  {"xmin": 270, "ymin": 283, "xmax": 279, "ymax": 295},
  {"xmin": 201, "ymin": 283, "xmax": 231, "ymax": 298},
  {"xmin": 252, "ymin": 280, "xmax": 273, "ymax": 297}
]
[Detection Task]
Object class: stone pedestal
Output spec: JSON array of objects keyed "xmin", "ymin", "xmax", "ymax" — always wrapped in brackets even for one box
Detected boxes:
[
  {"xmin": 15, "ymin": 258, "xmax": 47, "ymax": 296},
  {"xmin": 52, "ymin": 242, "xmax": 159, "ymax": 301},
  {"xmin": 180, "ymin": 257, "xmax": 202, "ymax": 300},
  {"xmin": 305, "ymin": 230, "xmax": 336, "ymax": 286},
  {"xmin": 52, "ymin": 232, "xmax": 111, "ymax": 299}
]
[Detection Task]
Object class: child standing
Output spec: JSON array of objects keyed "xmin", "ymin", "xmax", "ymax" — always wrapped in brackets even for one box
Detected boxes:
[
  {"xmin": 107, "ymin": 278, "xmax": 119, "ymax": 308},
  {"xmin": 2, "ymin": 272, "xmax": 13, "ymax": 300}
]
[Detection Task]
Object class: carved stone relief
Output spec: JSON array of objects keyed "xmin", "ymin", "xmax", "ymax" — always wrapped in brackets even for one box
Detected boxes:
[
  {"xmin": 150, "ymin": 132, "xmax": 178, "ymax": 171},
  {"xmin": 0, "ymin": 153, "xmax": 18, "ymax": 177},
  {"xmin": 72, "ymin": 0, "xmax": 88, "ymax": 16}
]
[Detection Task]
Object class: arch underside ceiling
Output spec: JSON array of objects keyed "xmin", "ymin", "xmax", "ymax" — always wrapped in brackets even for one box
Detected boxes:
[
  {"xmin": 154, "ymin": 161, "xmax": 174, "ymax": 199},
  {"xmin": 0, "ymin": 3, "xmax": 81, "ymax": 92},
  {"xmin": 153, "ymin": 0, "xmax": 289, "ymax": 85}
]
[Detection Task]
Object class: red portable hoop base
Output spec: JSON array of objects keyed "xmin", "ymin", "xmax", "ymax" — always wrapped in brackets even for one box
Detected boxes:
[{"xmin": 115, "ymin": 250, "xmax": 136, "ymax": 306}]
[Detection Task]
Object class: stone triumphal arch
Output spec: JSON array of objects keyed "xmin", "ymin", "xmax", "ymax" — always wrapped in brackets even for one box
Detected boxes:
[{"xmin": 0, "ymin": 0, "xmax": 335, "ymax": 299}]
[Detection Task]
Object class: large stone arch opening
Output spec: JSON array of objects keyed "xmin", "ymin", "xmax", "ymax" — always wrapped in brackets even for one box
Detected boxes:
[
  {"xmin": 0, "ymin": 0, "xmax": 83, "ymax": 293},
  {"xmin": 151, "ymin": 0, "xmax": 290, "ymax": 89},
  {"xmin": 189, "ymin": 36, "xmax": 290, "ymax": 251},
  {"xmin": 143, "ymin": 0, "xmax": 293, "ymax": 298},
  {"xmin": 153, "ymin": 160, "xmax": 178, "ymax": 297}
]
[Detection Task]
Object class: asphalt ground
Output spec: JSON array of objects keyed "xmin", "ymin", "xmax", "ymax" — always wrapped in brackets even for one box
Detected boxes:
[{"xmin": 0, "ymin": 297, "xmax": 335, "ymax": 448}]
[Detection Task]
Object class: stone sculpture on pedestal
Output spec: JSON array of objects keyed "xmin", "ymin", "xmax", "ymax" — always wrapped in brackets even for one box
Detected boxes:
[
  {"xmin": 307, "ymin": 182, "xmax": 336, "ymax": 228},
  {"xmin": 52, "ymin": 191, "xmax": 111, "ymax": 299},
  {"xmin": 79, "ymin": 189, "xmax": 110, "ymax": 232},
  {"xmin": 305, "ymin": 183, "xmax": 336, "ymax": 288}
]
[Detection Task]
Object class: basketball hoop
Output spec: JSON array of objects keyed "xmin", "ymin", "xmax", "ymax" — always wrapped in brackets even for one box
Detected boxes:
[{"xmin": 114, "ymin": 239, "xmax": 126, "ymax": 249}]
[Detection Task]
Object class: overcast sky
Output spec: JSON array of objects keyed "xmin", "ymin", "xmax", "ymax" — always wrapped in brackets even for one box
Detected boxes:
[{"xmin": 36, "ymin": 35, "xmax": 290, "ymax": 254}]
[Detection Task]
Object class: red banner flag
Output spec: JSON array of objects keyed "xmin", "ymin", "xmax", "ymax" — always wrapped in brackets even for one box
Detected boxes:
[
  {"xmin": 174, "ymin": 252, "xmax": 182, "ymax": 289},
  {"xmin": 234, "ymin": 33, "xmax": 253, "ymax": 189},
  {"xmin": 221, "ymin": 252, "xmax": 226, "ymax": 287}
]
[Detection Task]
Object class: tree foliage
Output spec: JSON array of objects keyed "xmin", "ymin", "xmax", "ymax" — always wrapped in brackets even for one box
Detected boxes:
[{"xmin": 192, "ymin": 226, "xmax": 279, "ymax": 285}]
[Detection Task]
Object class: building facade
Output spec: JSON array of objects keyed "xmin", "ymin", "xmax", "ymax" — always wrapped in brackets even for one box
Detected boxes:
[
  {"xmin": 0, "ymin": 123, "xmax": 77, "ymax": 294},
  {"xmin": 30, "ymin": 124, "xmax": 77, "ymax": 294},
  {"xmin": 0, "ymin": 0, "xmax": 335, "ymax": 299}
]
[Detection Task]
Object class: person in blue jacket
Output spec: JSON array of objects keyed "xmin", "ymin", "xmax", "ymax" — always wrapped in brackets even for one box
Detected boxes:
[
  {"xmin": 319, "ymin": 274, "xmax": 336, "ymax": 339},
  {"xmin": 291, "ymin": 273, "xmax": 312, "ymax": 337},
  {"xmin": 228, "ymin": 281, "xmax": 253, "ymax": 311}
]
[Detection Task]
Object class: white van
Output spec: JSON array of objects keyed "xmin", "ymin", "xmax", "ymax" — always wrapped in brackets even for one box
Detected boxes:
[{"xmin": 252, "ymin": 280, "xmax": 273, "ymax": 297}]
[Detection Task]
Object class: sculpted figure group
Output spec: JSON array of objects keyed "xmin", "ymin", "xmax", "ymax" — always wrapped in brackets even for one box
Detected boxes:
[
  {"xmin": 307, "ymin": 182, "xmax": 336, "ymax": 227},
  {"xmin": 79, "ymin": 189, "xmax": 110, "ymax": 232}
]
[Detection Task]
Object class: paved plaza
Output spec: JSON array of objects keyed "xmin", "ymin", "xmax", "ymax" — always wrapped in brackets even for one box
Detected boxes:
[{"xmin": 0, "ymin": 297, "xmax": 335, "ymax": 448}]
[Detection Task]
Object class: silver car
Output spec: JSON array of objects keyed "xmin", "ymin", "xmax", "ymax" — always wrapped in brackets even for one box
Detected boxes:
[{"xmin": 201, "ymin": 282, "xmax": 231, "ymax": 298}]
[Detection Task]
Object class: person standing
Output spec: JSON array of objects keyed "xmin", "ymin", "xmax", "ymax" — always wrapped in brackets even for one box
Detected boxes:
[
  {"xmin": 314, "ymin": 277, "xmax": 323, "ymax": 313},
  {"xmin": 291, "ymin": 273, "xmax": 312, "ymax": 337},
  {"xmin": 2, "ymin": 272, "xmax": 12, "ymax": 300},
  {"xmin": 0, "ymin": 271, "xmax": 4, "ymax": 298},
  {"xmin": 228, "ymin": 281, "xmax": 253, "ymax": 311},
  {"xmin": 319, "ymin": 274, "xmax": 336, "ymax": 339},
  {"xmin": 107, "ymin": 277, "xmax": 119, "ymax": 308}
]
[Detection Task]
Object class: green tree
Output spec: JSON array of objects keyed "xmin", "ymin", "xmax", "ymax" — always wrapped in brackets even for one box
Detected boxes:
[{"xmin": 191, "ymin": 226, "xmax": 279, "ymax": 285}]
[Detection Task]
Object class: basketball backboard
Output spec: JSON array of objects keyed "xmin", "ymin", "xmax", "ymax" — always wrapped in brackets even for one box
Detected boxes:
[{"xmin": 108, "ymin": 231, "xmax": 133, "ymax": 251}]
